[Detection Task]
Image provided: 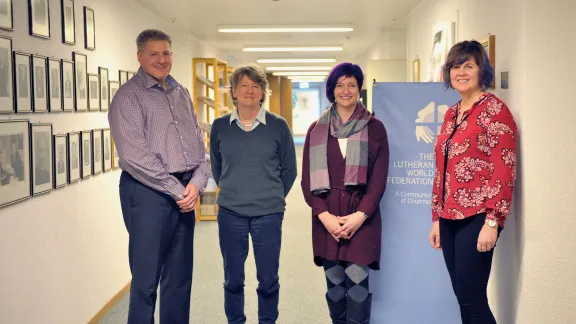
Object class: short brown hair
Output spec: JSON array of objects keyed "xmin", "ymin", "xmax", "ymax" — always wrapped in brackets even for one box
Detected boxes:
[
  {"xmin": 442, "ymin": 40, "xmax": 494, "ymax": 90},
  {"xmin": 229, "ymin": 65, "xmax": 270, "ymax": 105},
  {"xmin": 136, "ymin": 29, "xmax": 172, "ymax": 52}
]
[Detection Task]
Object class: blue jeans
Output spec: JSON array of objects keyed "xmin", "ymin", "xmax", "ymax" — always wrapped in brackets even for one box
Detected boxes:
[{"xmin": 217, "ymin": 208, "xmax": 284, "ymax": 324}]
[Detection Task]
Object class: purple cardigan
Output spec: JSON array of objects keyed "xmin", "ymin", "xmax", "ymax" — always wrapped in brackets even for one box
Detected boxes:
[{"xmin": 301, "ymin": 117, "xmax": 389, "ymax": 270}]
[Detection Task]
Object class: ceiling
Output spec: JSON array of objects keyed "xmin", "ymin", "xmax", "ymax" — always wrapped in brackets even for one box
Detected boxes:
[{"xmin": 134, "ymin": 0, "xmax": 421, "ymax": 66}]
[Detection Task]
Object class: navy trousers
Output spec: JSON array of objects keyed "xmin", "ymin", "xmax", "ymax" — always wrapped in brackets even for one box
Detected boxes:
[
  {"xmin": 440, "ymin": 213, "xmax": 502, "ymax": 324},
  {"xmin": 217, "ymin": 208, "xmax": 284, "ymax": 324},
  {"xmin": 119, "ymin": 171, "xmax": 195, "ymax": 324}
]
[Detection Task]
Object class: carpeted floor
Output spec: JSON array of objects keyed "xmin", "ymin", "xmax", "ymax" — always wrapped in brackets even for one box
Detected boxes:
[{"xmin": 98, "ymin": 145, "xmax": 332, "ymax": 324}]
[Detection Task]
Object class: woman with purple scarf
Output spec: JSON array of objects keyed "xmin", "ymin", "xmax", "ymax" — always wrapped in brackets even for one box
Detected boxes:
[{"xmin": 301, "ymin": 63, "xmax": 389, "ymax": 324}]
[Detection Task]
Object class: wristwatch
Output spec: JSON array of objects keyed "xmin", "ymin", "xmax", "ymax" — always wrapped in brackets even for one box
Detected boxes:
[{"xmin": 485, "ymin": 219, "xmax": 498, "ymax": 228}]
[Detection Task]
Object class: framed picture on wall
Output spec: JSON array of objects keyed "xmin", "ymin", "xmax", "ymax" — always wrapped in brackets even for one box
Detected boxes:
[
  {"xmin": 14, "ymin": 52, "xmax": 32, "ymax": 113},
  {"xmin": 127, "ymin": 71, "xmax": 135, "ymax": 79},
  {"xmin": 61, "ymin": 0, "xmax": 75, "ymax": 45},
  {"xmin": 0, "ymin": 0, "xmax": 13, "ymax": 31},
  {"xmin": 0, "ymin": 119, "xmax": 30, "ymax": 208},
  {"xmin": 48, "ymin": 58, "xmax": 63, "ymax": 112},
  {"xmin": 28, "ymin": 0, "xmax": 51, "ymax": 39},
  {"xmin": 111, "ymin": 136, "xmax": 119, "ymax": 169},
  {"xmin": 61, "ymin": 59, "xmax": 74, "ymax": 111},
  {"xmin": 67, "ymin": 131, "xmax": 80, "ymax": 183},
  {"xmin": 31, "ymin": 122, "xmax": 53, "ymax": 196},
  {"xmin": 109, "ymin": 80, "xmax": 119, "ymax": 102},
  {"xmin": 0, "ymin": 35, "xmax": 14, "ymax": 114},
  {"xmin": 31, "ymin": 55, "xmax": 48, "ymax": 113},
  {"xmin": 99, "ymin": 67, "xmax": 109, "ymax": 111},
  {"xmin": 119, "ymin": 70, "xmax": 128, "ymax": 85},
  {"xmin": 80, "ymin": 130, "xmax": 91, "ymax": 179},
  {"xmin": 53, "ymin": 133, "xmax": 68, "ymax": 189},
  {"xmin": 481, "ymin": 34, "xmax": 496, "ymax": 88},
  {"xmin": 73, "ymin": 52, "xmax": 87, "ymax": 111},
  {"xmin": 87, "ymin": 73, "xmax": 99, "ymax": 111},
  {"xmin": 83, "ymin": 6, "xmax": 95, "ymax": 50},
  {"xmin": 102, "ymin": 128, "xmax": 112, "ymax": 172},
  {"xmin": 92, "ymin": 129, "xmax": 102, "ymax": 175}
]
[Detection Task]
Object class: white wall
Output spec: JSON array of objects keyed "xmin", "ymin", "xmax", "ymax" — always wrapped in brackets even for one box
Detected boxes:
[
  {"xmin": 363, "ymin": 30, "xmax": 408, "ymax": 111},
  {"xmin": 0, "ymin": 0, "xmax": 224, "ymax": 323},
  {"xmin": 405, "ymin": 0, "xmax": 576, "ymax": 323}
]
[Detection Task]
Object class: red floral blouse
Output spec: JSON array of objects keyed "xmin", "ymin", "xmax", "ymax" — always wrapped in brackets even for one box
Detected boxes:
[{"xmin": 432, "ymin": 92, "xmax": 517, "ymax": 228}]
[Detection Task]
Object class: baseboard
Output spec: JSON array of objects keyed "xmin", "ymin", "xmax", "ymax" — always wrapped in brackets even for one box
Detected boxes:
[{"xmin": 87, "ymin": 281, "xmax": 131, "ymax": 324}]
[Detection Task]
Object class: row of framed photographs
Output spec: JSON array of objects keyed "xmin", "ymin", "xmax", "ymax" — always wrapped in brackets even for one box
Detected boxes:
[
  {"xmin": 0, "ymin": 0, "xmax": 95, "ymax": 50},
  {"xmin": 0, "ymin": 119, "xmax": 120, "ymax": 208},
  {"xmin": 0, "ymin": 35, "xmax": 136, "ymax": 114}
]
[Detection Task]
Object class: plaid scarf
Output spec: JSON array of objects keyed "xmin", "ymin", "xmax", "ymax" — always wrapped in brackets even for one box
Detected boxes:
[{"xmin": 309, "ymin": 102, "xmax": 372, "ymax": 195}]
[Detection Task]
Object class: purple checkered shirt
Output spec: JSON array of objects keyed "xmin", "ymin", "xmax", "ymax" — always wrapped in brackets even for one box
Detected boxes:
[{"xmin": 108, "ymin": 67, "xmax": 209, "ymax": 201}]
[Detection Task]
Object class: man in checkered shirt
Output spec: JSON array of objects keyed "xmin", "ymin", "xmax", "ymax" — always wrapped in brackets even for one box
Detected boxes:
[{"xmin": 108, "ymin": 29, "xmax": 209, "ymax": 324}]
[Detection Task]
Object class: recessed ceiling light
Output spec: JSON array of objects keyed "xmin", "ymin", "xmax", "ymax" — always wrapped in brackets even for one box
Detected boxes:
[
  {"xmin": 272, "ymin": 71, "xmax": 329, "ymax": 76},
  {"xmin": 218, "ymin": 27, "xmax": 353, "ymax": 33},
  {"xmin": 290, "ymin": 79, "xmax": 325, "ymax": 83},
  {"xmin": 266, "ymin": 66, "xmax": 332, "ymax": 71},
  {"xmin": 243, "ymin": 47, "xmax": 343, "ymax": 52},
  {"xmin": 257, "ymin": 58, "xmax": 336, "ymax": 63}
]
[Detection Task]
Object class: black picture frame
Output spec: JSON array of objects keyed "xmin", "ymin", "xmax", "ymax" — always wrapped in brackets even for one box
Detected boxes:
[
  {"xmin": 83, "ymin": 6, "xmax": 95, "ymax": 50},
  {"xmin": 118, "ymin": 70, "xmax": 128, "ymax": 85},
  {"xmin": 111, "ymin": 135, "xmax": 119, "ymax": 169},
  {"xmin": 13, "ymin": 52, "xmax": 32, "ymax": 113},
  {"xmin": 61, "ymin": 59, "xmax": 75, "ymax": 111},
  {"xmin": 0, "ymin": 35, "xmax": 14, "ymax": 114},
  {"xmin": 102, "ymin": 128, "xmax": 112, "ymax": 172},
  {"xmin": 0, "ymin": 119, "xmax": 31, "ymax": 208},
  {"xmin": 28, "ymin": 0, "xmax": 51, "ymax": 39},
  {"xmin": 31, "ymin": 54, "xmax": 48, "ymax": 113},
  {"xmin": 48, "ymin": 57, "xmax": 63, "ymax": 112},
  {"xmin": 0, "ymin": 0, "xmax": 13, "ymax": 31},
  {"xmin": 72, "ymin": 51, "xmax": 87, "ymax": 111},
  {"xmin": 109, "ymin": 80, "xmax": 119, "ymax": 103},
  {"xmin": 80, "ymin": 130, "xmax": 91, "ymax": 179},
  {"xmin": 61, "ymin": 0, "xmax": 75, "ymax": 45},
  {"xmin": 99, "ymin": 67, "xmax": 109, "ymax": 111},
  {"xmin": 87, "ymin": 73, "xmax": 99, "ymax": 111},
  {"xmin": 67, "ymin": 131, "xmax": 80, "ymax": 183},
  {"xmin": 30, "ymin": 122, "xmax": 53, "ymax": 196},
  {"xmin": 53, "ymin": 133, "xmax": 68, "ymax": 189},
  {"xmin": 92, "ymin": 129, "xmax": 102, "ymax": 175}
]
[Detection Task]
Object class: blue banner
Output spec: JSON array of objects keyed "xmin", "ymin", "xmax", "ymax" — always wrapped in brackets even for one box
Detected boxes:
[{"xmin": 370, "ymin": 83, "xmax": 462, "ymax": 323}]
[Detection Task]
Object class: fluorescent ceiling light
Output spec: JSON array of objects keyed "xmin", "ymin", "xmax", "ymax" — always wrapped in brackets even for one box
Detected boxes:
[
  {"xmin": 257, "ymin": 58, "xmax": 336, "ymax": 63},
  {"xmin": 266, "ymin": 66, "xmax": 332, "ymax": 71},
  {"xmin": 219, "ymin": 27, "xmax": 353, "ymax": 33},
  {"xmin": 287, "ymin": 76, "xmax": 326, "ymax": 80},
  {"xmin": 243, "ymin": 47, "xmax": 343, "ymax": 52},
  {"xmin": 273, "ymin": 71, "xmax": 329, "ymax": 76},
  {"xmin": 291, "ymin": 79, "xmax": 326, "ymax": 83}
]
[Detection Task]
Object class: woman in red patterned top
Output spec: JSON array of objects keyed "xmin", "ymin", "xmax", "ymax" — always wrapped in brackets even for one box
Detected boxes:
[{"xmin": 428, "ymin": 40, "xmax": 517, "ymax": 323}]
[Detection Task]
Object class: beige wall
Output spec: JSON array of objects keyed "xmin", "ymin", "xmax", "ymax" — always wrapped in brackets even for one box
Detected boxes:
[
  {"xmin": 403, "ymin": 0, "xmax": 576, "ymax": 323},
  {"xmin": 0, "ymin": 0, "xmax": 225, "ymax": 323}
]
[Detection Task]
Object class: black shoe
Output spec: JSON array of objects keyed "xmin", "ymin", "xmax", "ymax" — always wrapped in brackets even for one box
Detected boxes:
[
  {"xmin": 326, "ymin": 293, "xmax": 347, "ymax": 324},
  {"xmin": 346, "ymin": 293, "xmax": 372, "ymax": 324}
]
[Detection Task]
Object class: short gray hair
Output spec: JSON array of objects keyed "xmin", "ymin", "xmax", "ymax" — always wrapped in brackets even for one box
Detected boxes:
[
  {"xmin": 136, "ymin": 29, "xmax": 172, "ymax": 52},
  {"xmin": 229, "ymin": 64, "xmax": 270, "ymax": 105}
]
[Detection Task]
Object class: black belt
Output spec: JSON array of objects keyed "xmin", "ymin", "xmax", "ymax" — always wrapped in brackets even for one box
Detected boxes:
[{"xmin": 170, "ymin": 170, "xmax": 193, "ymax": 181}]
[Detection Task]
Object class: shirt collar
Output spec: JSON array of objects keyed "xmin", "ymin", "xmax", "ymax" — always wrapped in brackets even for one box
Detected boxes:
[
  {"xmin": 229, "ymin": 107, "xmax": 267, "ymax": 125},
  {"xmin": 137, "ymin": 67, "xmax": 178, "ymax": 90}
]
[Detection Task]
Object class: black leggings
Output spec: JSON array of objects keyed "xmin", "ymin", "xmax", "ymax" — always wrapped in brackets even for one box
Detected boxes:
[{"xmin": 440, "ymin": 213, "xmax": 502, "ymax": 324}]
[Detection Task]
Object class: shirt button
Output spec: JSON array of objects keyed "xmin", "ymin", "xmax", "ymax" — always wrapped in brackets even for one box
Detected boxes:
[
  {"xmin": 180, "ymin": 136, "xmax": 183, "ymax": 139},
  {"xmin": 184, "ymin": 152, "xmax": 187, "ymax": 155},
  {"xmin": 170, "ymin": 105, "xmax": 174, "ymax": 109},
  {"xmin": 175, "ymin": 121, "xmax": 178, "ymax": 124}
]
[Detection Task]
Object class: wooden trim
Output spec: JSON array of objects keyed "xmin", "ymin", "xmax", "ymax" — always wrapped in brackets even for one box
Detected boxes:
[{"xmin": 87, "ymin": 281, "xmax": 131, "ymax": 324}]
